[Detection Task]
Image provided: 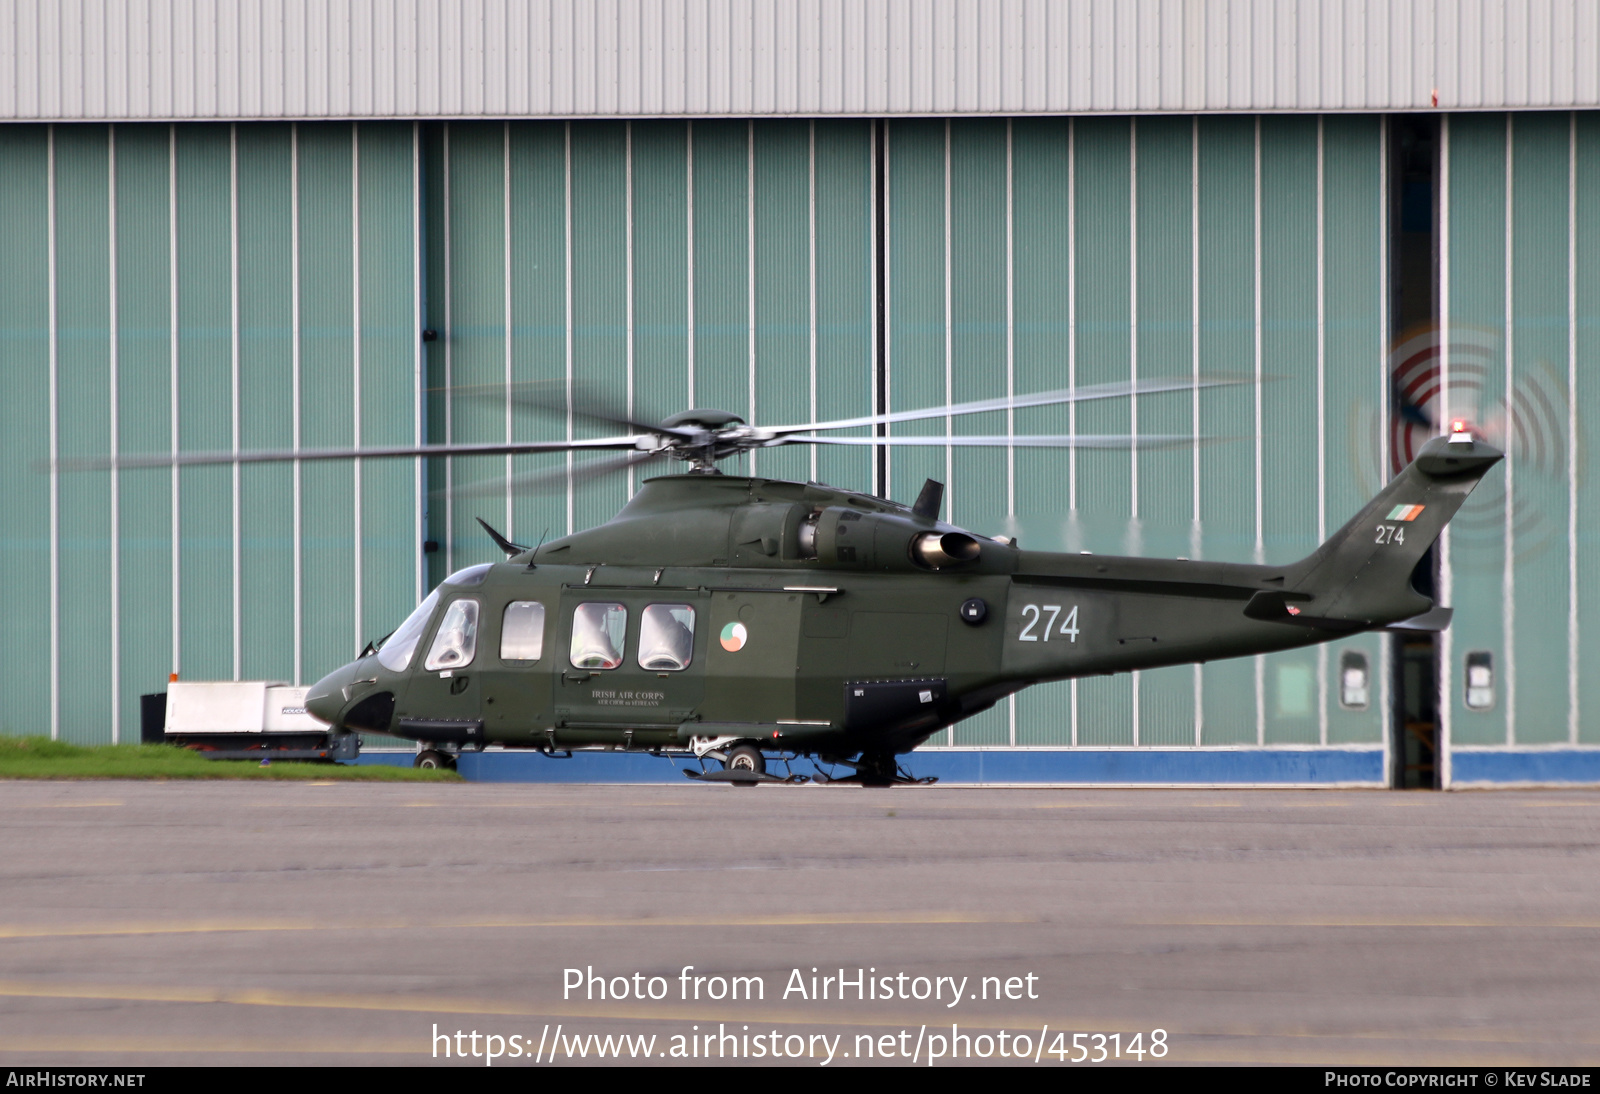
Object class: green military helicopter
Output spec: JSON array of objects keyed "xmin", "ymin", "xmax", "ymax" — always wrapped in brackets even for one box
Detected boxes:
[{"xmin": 71, "ymin": 381, "xmax": 1502, "ymax": 785}]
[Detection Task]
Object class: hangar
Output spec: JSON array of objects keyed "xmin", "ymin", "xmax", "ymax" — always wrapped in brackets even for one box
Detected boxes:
[{"xmin": 1, "ymin": 1, "xmax": 1596, "ymax": 787}]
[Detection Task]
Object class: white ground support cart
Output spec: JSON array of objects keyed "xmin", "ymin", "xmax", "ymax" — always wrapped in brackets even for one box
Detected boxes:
[{"xmin": 145, "ymin": 681, "xmax": 360, "ymax": 762}]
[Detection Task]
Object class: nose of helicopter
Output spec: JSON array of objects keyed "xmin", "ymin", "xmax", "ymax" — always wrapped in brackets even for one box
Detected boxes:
[{"xmin": 304, "ymin": 661, "xmax": 359, "ymax": 726}]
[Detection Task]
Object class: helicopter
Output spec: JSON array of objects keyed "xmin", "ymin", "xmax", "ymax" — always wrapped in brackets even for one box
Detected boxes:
[{"xmin": 65, "ymin": 380, "xmax": 1502, "ymax": 785}]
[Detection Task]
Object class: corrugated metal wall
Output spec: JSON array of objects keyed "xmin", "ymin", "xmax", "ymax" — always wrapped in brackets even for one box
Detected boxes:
[
  {"xmin": 1440, "ymin": 111, "xmax": 1600, "ymax": 774},
  {"xmin": 3, "ymin": 1, "xmax": 1599, "ymax": 122},
  {"xmin": 0, "ymin": 122, "xmax": 423, "ymax": 742},
  {"xmin": 23, "ymin": 111, "xmax": 1567, "ymax": 754},
  {"xmin": 421, "ymin": 119, "xmax": 877, "ymax": 580},
  {"xmin": 879, "ymin": 115, "xmax": 1389, "ymax": 746}
]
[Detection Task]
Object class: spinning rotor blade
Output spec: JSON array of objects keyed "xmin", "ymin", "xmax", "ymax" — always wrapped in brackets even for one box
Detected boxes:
[
  {"xmin": 445, "ymin": 379, "xmax": 691, "ymax": 440},
  {"xmin": 764, "ymin": 375, "xmax": 1248, "ymax": 437},
  {"xmin": 441, "ymin": 450, "xmax": 669, "ymax": 500},
  {"xmin": 49, "ymin": 435, "xmax": 648, "ymax": 473},
  {"xmin": 779, "ymin": 433, "xmax": 1195, "ymax": 449}
]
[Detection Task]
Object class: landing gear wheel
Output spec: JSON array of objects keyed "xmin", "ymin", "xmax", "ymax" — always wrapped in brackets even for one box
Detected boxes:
[
  {"xmin": 415, "ymin": 749, "xmax": 455, "ymax": 770},
  {"xmin": 723, "ymin": 744, "xmax": 766, "ymax": 780}
]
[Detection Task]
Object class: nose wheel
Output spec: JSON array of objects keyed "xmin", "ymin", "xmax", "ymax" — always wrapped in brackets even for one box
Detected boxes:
[{"xmin": 414, "ymin": 749, "xmax": 457, "ymax": 771}]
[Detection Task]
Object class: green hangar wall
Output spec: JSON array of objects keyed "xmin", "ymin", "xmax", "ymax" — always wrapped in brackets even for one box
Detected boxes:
[
  {"xmin": 0, "ymin": 121, "xmax": 424, "ymax": 746},
  {"xmin": 420, "ymin": 115, "xmax": 1392, "ymax": 753},
  {"xmin": 1438, "ymin": 113, "xmax": 1600, "ymax": 775},
  {"xmin": 2, "ymin": 114, "xmax": 1596, "ymax": 773}
]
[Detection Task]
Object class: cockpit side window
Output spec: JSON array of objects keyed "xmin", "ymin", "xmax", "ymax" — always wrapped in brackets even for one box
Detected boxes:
[
  {"xmin": 377, "ymin": 589, "xmax": 442, "ymax": 672},
  {"xmin": 570, "ymin": 603, "xmax": 627, "ymax": 670},
  {"xmin": 424, "ymin": 598, "xmax": 481, "ymax": 671},
  {"xmin": 637, "ymin": 604, "xmax": 695, "ymax": 671},
  {"xmin": 501, "ymin": 601, "xmax": 546, "ymax": 661}
]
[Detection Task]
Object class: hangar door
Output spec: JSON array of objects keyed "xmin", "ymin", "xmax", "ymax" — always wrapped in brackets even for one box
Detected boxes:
[
  {"xmin": 425, "ymin": 116, "xmax": 1392, "ymax": 752},
  {"xmin": 0, "ymin": 123, "xmax": 425, "ymax": 742},
  {"xmin": 1, "ymin": 115, "xmax": 1393, "ymax": 756},
  {"xmin": 1437, "ymin": 112, "xmax": 1600, "ymax": 768},
  {"xmin": 879, "ymin": 117, "xmax": 1390, "ymax": 749},
  {"xmin": 418, "ymin": 120, "xmax": 878, "ymax": 577}
]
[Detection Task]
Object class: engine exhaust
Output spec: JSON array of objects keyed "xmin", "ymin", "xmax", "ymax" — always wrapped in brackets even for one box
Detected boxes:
[{"xmin": 911, "ymin": 531, "xmax": 980, "ymax": 569}]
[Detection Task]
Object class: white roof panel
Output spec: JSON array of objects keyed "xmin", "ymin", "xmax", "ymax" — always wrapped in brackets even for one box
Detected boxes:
[{"xmin": 3, "ymin": 0, "xmax": 1597, "ymax": 120}]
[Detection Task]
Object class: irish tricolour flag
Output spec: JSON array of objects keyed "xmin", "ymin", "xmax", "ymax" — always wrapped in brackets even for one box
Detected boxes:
[{"xmin": 1387, "ymin": 504, "xmax": 1425, "ymax": 522}]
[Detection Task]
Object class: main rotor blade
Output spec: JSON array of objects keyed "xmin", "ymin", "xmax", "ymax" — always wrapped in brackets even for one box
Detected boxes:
[
  {"xmin": 443, "ymin": 450, "xmax": 669, "ymax": 500},
  {"xmin": 444, "ymin": 379, "xmax": 691, "ymax": 440},
  {"xmin": 50, "ymin": 435, "xmax": 648, "ymax": 473},
  {"xmin": 778, "ymin": 433, "xmax": 1196, "ymax": 449},
  {"xmin": 764, "ymin": 375, "xmax": 1248, "ymax": 437}
]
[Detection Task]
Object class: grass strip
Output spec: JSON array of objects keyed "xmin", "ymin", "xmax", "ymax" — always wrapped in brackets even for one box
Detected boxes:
[{"xmin": 0, "ymin": 736, "xmax": 458, "ymax": 781}]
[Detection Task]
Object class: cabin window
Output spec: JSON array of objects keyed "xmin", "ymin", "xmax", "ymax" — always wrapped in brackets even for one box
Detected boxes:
[
  {"xmin": 570, "ymin": 603, "xmax": 627, "ymax": 670},
  {"xmin": 637, "ymin": 604, "xmax": 696, "ymax": 671},
  {"xmin": 500, "ymin": 601, "xmax": 546, "ymax": 661},
  {"xmin": 424, "ymin": 598, "xmax": 480, "ymax": 671},
  {"xmin": 378, "ymin": 589, "xmax": 442, "ymax": 672}
]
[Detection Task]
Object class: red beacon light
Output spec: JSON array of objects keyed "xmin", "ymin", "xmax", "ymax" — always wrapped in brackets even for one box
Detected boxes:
[{"xmin": 1449, "ymin": 418, "xmax": 1473, "ymax": 442}]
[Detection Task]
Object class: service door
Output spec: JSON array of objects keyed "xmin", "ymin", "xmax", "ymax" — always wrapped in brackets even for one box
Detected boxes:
[
  {"xmin": 699, "ymin": 590, "xmax": 804, "ymax": 724},
  {"xmin": 397, "ymin": 594, "xmax": 485, "ymax": 745},
  {"xmin": 555, "ymin": 591, "xmax": 706, "ymax": 742}
]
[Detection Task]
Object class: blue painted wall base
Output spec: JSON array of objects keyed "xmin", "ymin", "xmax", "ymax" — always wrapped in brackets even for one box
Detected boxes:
[
  {"xmin": 356, "ymin": 747, "xmax": 1386, "ymax": 786},
  {"xmin": 1451, "ymin": 750, "xmax": 1600, "ymax": 787}
]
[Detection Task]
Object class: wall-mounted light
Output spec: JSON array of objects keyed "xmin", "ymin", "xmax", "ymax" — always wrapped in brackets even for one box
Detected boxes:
[
  {"xmin": 1465, "ymin": 651, "xmax": 1495, "ymax": 710},
  {"xmin": 1339, "ymin": 650, "xmax": 1370, "ymax": 710}
]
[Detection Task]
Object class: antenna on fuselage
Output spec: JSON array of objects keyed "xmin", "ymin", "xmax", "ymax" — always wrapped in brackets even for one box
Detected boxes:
[{"xmin": 527, "ymin": 527, "xmax": 549, "ymax": 570}]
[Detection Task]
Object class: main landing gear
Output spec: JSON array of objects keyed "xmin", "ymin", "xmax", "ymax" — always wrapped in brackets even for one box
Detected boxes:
[
  {"xmin": 682, "ymin": 741, "xmax": 808, "ymax": 784},
  {"xmin": 724, "ymin": 744, "xmax": 765, "ymax": 776},
  {"xmin": 414, "ymin": 749, "xmax": 457, "ymax": 770}
]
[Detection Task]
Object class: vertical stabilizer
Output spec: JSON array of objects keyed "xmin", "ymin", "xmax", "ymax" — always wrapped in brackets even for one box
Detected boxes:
[{"xmin": 1282, "ymin": 433, "xmax": 1503, "ymax": 628}]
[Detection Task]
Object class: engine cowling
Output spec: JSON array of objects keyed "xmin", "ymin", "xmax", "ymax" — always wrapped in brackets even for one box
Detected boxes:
[{"xmin": 799, "ymin": 506, "xmax": 983, "ymax": 572}]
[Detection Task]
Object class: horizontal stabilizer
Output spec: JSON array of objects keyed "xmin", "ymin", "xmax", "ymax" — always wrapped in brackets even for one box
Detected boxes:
[{"xmin": 1383, "ymin": 605, "xmax": 1454, "ymax": 633}]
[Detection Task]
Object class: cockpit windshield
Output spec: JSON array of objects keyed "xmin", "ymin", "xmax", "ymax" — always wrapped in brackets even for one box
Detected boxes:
[{"xmin": 377, "ymin": 588, "xmax": 442, "ymax": 672}]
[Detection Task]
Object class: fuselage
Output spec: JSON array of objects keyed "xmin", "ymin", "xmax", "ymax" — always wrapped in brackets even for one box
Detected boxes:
[{"xmin": 306, "ymin": 464, "xmax": 1470, "ymax": 761}]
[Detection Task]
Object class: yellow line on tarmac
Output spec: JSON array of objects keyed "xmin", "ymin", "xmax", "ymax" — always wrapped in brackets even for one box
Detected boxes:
[
  {"xmin": 1140, "ymin": 916, "xmax": 1600, "ymax": 929},
  {"xmin": 0, "ymin": 910, "xmax": 1017, "ymax": 942},
  {"xmin": 0, "ymin": 1036, "xmax": 418, "ymax": 1056},
  {"xmin": 0, "ymin": 978, "xmax": 1094, "ymax": 1029}
]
